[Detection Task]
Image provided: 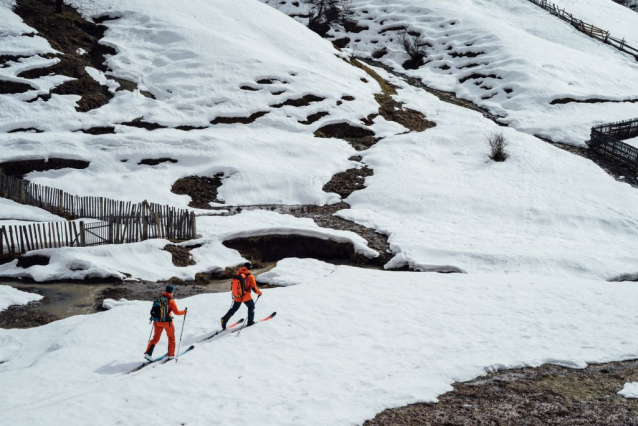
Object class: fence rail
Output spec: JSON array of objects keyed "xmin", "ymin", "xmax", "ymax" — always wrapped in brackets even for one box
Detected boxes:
[
  {"xmin": 0, "ymin": 170, "xmax": 197, "ymax": 254},
  {"xmin": 527, "ymin": 0, "xmax": 638, "ymax": 60},
  {"xmin": 589, "ymin": 118, "xmax": 638, "ymax": 168},
  {"xmin": 2, "ymin": 210, "xmax": 196, "ymax": 254}
]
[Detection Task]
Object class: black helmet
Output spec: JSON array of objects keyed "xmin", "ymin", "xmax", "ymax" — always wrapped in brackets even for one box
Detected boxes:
[
  {"xmin": 244, "ymin": 262, "xmax": 252, "ymax": 270},
  {"xmin": 165, "ymin": 284, "xmax": 174, "ymax": 293}
]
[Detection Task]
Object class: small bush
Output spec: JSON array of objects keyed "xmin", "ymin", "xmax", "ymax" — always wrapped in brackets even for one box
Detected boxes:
[
  {"xmin": 304, "ymin": 0, "xmax": 354, "ymax": 36},
  {"xmin": 371, "ymin": 46, "xmax": 388, "ymax": 59},
  {"xmin": 487, "ymin": 133, "xmax": 509, "ymax": 162},
  {"xmin": 397, "ymin": 31, "xmax": 427, "ymax": 69}
]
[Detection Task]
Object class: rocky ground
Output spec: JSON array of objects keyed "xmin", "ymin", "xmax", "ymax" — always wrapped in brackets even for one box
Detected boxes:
[{"xmin": 365, "ymin": 359, "xmax": 638, "ymax": 425}]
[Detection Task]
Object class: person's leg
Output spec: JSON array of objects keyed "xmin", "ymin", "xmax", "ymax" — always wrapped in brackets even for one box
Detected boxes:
[
  {"xmin": 145, "ymin": 323, "xmax": 164, "ymax": 355},
  {"xmin": 221, "ymin": 301, "xmax": 241, "ymax": 323},
  {"xmin": 245, "ymin": 299, "xmax": 255, "ymax": 325},
  {"xmin": 166, "ymin": 322, "xmax": 176, "ymax": 357}
]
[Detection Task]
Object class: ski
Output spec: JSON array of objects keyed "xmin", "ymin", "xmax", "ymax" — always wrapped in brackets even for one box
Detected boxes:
[
  {"xmin": 174, "ymin": 344, "xmax": 195, "ymax": 362},
  {"xmin": 235, "ymin": 312, "xmax": 277, "ymax": 335},
  {"xmin": 202, "ymin": 318, "xmax": 245, "ymax": 342},
  {"xmin": 129, "ymin": 353, "xmax": 169, "ymax": 373}
]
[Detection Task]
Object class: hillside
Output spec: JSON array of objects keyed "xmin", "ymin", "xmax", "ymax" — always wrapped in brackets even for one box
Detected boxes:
[{"xmin": 1, "ymin": 0, "xmax": 638, "ymax": 424}]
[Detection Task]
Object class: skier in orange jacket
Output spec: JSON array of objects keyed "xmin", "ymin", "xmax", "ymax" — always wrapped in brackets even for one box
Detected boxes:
[
  {"xmin": 221, "ymin": 262, "xmax": 262, "ymax": 329},
  {"xmin": 144, "ymin": 284, "xmax": 187, "ymax": 360}
]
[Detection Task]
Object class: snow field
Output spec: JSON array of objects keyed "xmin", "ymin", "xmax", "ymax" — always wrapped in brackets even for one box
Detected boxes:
[
  {"xmin": 333, "ymin": 65, "xmax": 638, "ymax": 279},
  {"xmin": 0, "ymin": 0, "xmax": 380, "ymax": 133},
  {"xmin": 0, "ymin": 285, "xmax": 42, "ymax": 312},
  {"xmin": 1, "ymin": 261, "xmax": 638, "ymax": 425},
  {"xmin": 267, "ymin": 0, "xmax": 638, "ymax": 144}
]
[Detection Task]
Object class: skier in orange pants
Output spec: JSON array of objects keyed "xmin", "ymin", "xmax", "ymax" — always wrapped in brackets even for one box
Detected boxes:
[{"xmin": 144, "ymin": 284, "xmax": 187, "ymax": 360}]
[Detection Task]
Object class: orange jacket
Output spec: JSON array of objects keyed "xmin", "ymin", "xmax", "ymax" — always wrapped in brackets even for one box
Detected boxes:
[
  {"xmin": 232, "ymin": 267, "xmax": 262, "ymax": 302},
  {"xmin": 162, "ymin": 291, "xmax": 187, "ymax": 318}
]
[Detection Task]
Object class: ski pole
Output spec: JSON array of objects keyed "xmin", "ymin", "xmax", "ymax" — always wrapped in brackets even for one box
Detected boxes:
[
  {"xmin": 147, "ymin": 321, "xmax": 154, "ymax": 343},
  {"xmin": 175, "ymin": 309, "xmax": 188, "ymax": 362},
  {"xmin": 237, "ymin": 295, "xmax": 259, "ymax": 337}
]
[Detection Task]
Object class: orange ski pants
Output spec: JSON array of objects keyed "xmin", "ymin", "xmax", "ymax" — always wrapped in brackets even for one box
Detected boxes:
[{"xmin": 146, "ymin": 321, "xmax": 176, "ymax": 356}]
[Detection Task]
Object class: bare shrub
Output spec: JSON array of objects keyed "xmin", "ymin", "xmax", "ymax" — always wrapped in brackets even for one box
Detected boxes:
[
  {"xmin": 371, "ymin": 46, "xmax": 388, "ymax": 59},
  {"xmin": 397, "ymin": 31, "xmax": 427, "ymax": 69},
  {"xmin": 304, "ymin": 0, "xmax": 354, "ymax": 36},
  {"xmin": 487, "ymin": 133, "xmax": 509, "ymax": 162}
]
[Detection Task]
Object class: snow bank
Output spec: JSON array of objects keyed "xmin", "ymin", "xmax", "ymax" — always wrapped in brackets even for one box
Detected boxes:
[
  {"xmin": 0, "ymin": 210, "xmax": 376, "ymax": 282},
  {"xmin": 1, "ymin": 264, "xmax": 637, "ymax": 425},
  {"xmin": 0, "ymin": 285, "xmax": 42, "ymax": 312},
  {"xmin": 619, "ymin": 382, "xmax": 638, "ymax": 399},
  {"xmin": 257, "ymin": 257, "xmax": 337, "ymax": 286},
  {"xmin": 0, "ymin": 198, "xmax": 64, "ymax": 223}
]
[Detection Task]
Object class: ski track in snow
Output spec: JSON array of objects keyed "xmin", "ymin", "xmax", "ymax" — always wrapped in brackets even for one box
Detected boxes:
[{"xmin": 1, "ymin": 261, "xmax": 638, "ymax": 425}]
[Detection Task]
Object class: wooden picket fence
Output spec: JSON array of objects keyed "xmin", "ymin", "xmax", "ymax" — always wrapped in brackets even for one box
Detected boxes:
[
  {"xmin": 0, "ymin": 170, "xmax": 197, "ymax": 254},
  {"xmin": 527, "ymin": 0, "xmax": 638, "ymax": 60},
  {"xmin": 1, "ymin": 209, "xmax": 197, "ymax": 254},
  {"xmin": 0, "ymin": 221, "xmax": 84, "ymax": 254},
  {"xmin": 613, "ymin": 0, "xmax": 638, "ymax": 11},
  {"xmin": 589, "ymin": 118, "xmax": 638, "ymax": 168}
]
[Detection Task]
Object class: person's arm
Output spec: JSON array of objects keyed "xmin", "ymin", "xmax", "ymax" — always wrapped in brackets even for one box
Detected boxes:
[
  {"xmin": 249, "ymin": 275, "xmax": 262, "ymax": 296},
  {"xmin": 169, "ymin": 299, "xmax": 187, "ymax": 316}
]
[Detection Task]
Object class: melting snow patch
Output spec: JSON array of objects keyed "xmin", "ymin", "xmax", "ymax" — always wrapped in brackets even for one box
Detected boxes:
[
  {"xmin": 619, "ymin": 382, "xmax": 638, "ymax": 399},
  {"xmin": 257, "ymin": 258, "xmax": 337, "ymax": 286},
  {"xmin": 0, "ymin": 285, "xmax": 42, "ymax": 312}
]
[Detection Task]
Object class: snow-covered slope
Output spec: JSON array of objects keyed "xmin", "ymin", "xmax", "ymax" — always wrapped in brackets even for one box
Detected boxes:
[
  {"xmin": 336, "ymin": 67, "xmax": 638, "ymax": 280},
  {"xmin": 268, "ymin": 0, "xmax": 638, "ymax": 144},
  {"xmin": 1, "ymin": 261, "xmax": 638, "ymax": 425},
  {"xmin": 1, "ymin": 0, "xmax": 379, "ymax": 131}
]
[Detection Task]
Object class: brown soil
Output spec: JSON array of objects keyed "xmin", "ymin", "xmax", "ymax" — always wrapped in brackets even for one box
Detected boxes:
[
  {"xmin": 323, "ymin": 165, "xmax": 373, "ymax": 198},
  {"xmin": 459, "ymin": 72, "xmax": 503, "ymax": 84},
  {"xmin": 211, "ymin": 111, "xmax": 269, "ymax": 125},
  {"xmin": 379, "ymin": 25, "xmax": 408, "ymax": 34},
  {"xmin": 551, "ymin": 97, "xmax": 638, "ymax": 105},
  {"xmin": 299, "ymin": 111, "xmax": 330, "ymax": 125},
  {"xmin": 240, "ymin": 85, "xmax": 260, "ymax": 91},
  {"xmin": 271, "ymin": 94, "xmax": 325, "ymax": 108},
  {"xmin": 121, "ymin": 118, "xmax": 168, "ymax": 130},
  {"xmin": 163, "ymin": 244, "xmax": 199, "ymax": 267},
  {"xmin": 0, "ymin": 79, "xmax": 35, "ymax": 94},
  {"xmin": 138, "ymin": 158, "xmax": 178, "ymax": 166},
  {"xmin": 171, "ymin": 174, "xmax": 225, "ymax": 208},
  {"xmin": 13, "ymin": 0, "xmax": 138, "ymax": 112},
  {"xmin": 449, "ymin": 50, "xmax": 485, "ymax": 58},
  {"xmin": 0, "ymin": 158, "xmax": 90, "ymax": 179},
  {"xmin": 77, "ymin": 126, "xmax": 116, "ymax": 135},
  {"xmin": 0, "ymin": 296, "xmax": 58, "ymax": 328},
  {"xmin": 8, "ymin": 127, "xmax": 44, "ymax": 133},
  {"xmin": 359, "ymin": 58, "xmax": 504, "ymax": 123},
  {"xmin": 256, "ymin": 78, "xmax": 288, "ymax": 85},
  {"xmin": 315, "ymin": 122, "xmax": 380, "ymax": 151},
  {"xmin": 351, "ymin": 58, "xmax": 436, "ymax": 132},
  {"xmin": 365, "ymin": 359, "xmax": 638, "ymax": 426}
]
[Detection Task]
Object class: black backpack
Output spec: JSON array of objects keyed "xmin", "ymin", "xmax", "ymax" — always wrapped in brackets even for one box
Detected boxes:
[
  {"xmin": 150, "ymin": 296, "xmax": 170, "ymax": 322},
  {"xmin": 232, "ymin": 273, "xmax": 250, "ymax": 297}
]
